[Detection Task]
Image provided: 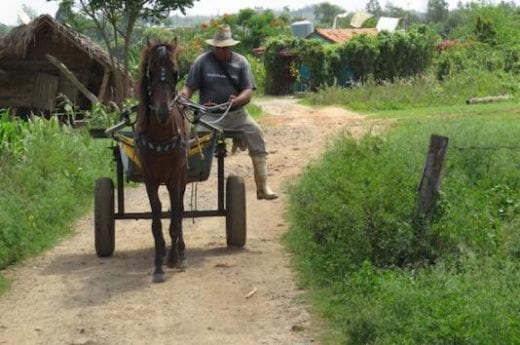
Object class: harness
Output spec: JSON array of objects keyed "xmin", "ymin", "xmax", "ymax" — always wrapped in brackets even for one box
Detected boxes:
[
  {"xmin": 137, "ymin": 45, "xmax": 188, "ymax": 155},
  {"xmin": 135, "ymin": 133, "xmax": 187, "ymax": 155}
]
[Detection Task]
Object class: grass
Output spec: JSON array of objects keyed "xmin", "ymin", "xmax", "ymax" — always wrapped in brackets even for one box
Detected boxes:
[
  {"xmin": 0, "ymin": 275, "xmax": 9, "ymax": 295},
  {"xmin": 304, "ymin": 70, "xmax": 518, "ymax": 113},
  {"xmin": 0, "ymin": 114, "xmax": 112, "ymax": 278},
  {"xmin": 285, "ymin": 78, "xmax": 520, "ymax": 343},
  {"xmin": 246, "ymin": 102, "xmax": 263, "ymax": 119}
]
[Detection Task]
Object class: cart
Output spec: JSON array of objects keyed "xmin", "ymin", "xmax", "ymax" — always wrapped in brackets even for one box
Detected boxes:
[{"xmin": 90, "ymin": 99, "xmax": 246, "ymax": 257}]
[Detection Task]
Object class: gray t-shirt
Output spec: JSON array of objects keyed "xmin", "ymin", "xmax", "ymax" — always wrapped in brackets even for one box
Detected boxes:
[{"xmin": 185, "ymin": 51, "xmax": 256, "ymax": 106}]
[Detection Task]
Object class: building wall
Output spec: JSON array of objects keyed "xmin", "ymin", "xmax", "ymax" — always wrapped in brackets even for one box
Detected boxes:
[{"xmin": 0, "ymin": 32, "xmax": 106, "ymax": 113}]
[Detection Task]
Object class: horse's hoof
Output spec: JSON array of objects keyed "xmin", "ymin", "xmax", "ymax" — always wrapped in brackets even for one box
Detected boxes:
[
  {"xmin": 152, "ymin": 272, "xmax": 166, "ymax": 283},
  {"xmin": 166, "ymin": 250, "xmax": 177, "ymax": 268},
  {"xmin": 176, "ymin": 258, "xmax": 188, "ymax": 269}
]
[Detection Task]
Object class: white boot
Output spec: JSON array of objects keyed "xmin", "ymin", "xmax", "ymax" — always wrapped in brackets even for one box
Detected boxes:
[{"xmin": 252, "ymin": 156, "xmax": 278, "ymax": 200}]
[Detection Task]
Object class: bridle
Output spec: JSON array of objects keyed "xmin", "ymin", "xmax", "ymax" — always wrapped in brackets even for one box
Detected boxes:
[
  {"xmin": 146, "ymin": 45, "xmax": 178, "ymax": 115},
  {"xmin": 136, "ymin": 44, "xmax": 188, "ymax": 155}
]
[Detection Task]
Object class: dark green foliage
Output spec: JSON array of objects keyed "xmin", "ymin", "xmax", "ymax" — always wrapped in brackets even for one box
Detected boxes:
[
  {"xmin": 331, "ymin": 34, "xmax": 379, "ymax": 83},
  {"xmin": 313, "ymin": 2, "xmax": 345, "ymax": 28},
  {"xmin": 374, "ymin": 27, "xmax": 437, "ymax": 81},
  {"xmin": 264, "ymin": 27, "xmax": 437, "ymax": 94},
  {"xmin": 447, "ymin": 3, "xmax": 519, "ymax": 45},
  {"xmin": 427, "ymin": 0, "xmax": 449, "ymax": 23},
  {"xmin": 366, "ymin": 0, "xmax": 383, "ymax": 17},
  {"xmin": 0, "ymin": 23, "xmax": 11, "ymax": 37},
  {"xmin": 504, "ymin": 44, "xmax": 520, "ymax": 74},
  {"xmin": 475, "ymin": 15, "xmax": 497, "ymax": 44},
  {"xmin": 434, "ymin": 41, "xmax": 519, "ymax": 82},
  {"xmin": 232, "ymin": 9, "xmax": 290, "ymax": 51},
  {"xmin": 296, "ymin": 39, "xmax": 329, "ymax": 90},
  {"xmin": 263, "ymin": 35, "xmax": 299, "ymax": 94}
]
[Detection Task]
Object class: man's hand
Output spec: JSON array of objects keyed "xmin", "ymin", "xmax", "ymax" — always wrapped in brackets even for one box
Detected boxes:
[
  {"xmin": 229, "ymin": 89, "xmax": 252, "ymax": 107},
  {"xmin": 180, "ymin": 86, "xmax": 194, "ymax": 99}
]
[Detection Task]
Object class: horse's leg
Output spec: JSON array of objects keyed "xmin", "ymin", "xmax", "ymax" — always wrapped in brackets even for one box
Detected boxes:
[
  {"xmin": 145, "ymin": 182, "xmax": 166, "ymax": 283},
  {"xmin": 166, "ymin": 178, "xmax": 187, "ymax": 268}
]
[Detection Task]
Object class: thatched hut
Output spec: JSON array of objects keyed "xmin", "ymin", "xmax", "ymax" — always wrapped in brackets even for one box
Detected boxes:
[{"xmin": 0, "ymin": 14, "xmax": 128, "ymax": 115}]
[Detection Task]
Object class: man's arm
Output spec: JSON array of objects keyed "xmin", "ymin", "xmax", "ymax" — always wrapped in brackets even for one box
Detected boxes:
[{"xmin": 229, "ymin": 88, "xmax": 252, "ymax": 107}]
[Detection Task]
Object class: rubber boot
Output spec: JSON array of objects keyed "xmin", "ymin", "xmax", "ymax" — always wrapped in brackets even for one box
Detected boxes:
[{"xmin": 252, "ymin": 156, "xmax": 278, "ymax": 200}]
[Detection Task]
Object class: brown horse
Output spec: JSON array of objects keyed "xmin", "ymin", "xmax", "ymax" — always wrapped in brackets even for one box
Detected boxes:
[{"xmin": 135, "ymin": 38, "xmax": 190, "ymax": 283}]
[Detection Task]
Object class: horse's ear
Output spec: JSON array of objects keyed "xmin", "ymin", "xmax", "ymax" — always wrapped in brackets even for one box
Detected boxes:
[
  {"xmin": 170, "ymin": 37, "xmax": 178, "ymax": 49},
  {"xmin": 170, "ymin": 36, "xmax": 180, "ymax": 56}
]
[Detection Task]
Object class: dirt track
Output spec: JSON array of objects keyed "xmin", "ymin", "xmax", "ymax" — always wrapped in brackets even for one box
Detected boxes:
[{"xmin": 0, "ymin": 97, "xmax": 373, "ymax": 345}]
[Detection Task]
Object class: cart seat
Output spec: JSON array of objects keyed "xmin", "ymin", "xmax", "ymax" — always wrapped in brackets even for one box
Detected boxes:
[{"xmin": 115, "ymin": 131, "xmax": 217, "ymax": 183}]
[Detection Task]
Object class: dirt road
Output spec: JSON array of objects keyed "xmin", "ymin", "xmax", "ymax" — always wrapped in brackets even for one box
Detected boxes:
[{"xmin": 0, "ymin": 97, "xmax": 370, "ymax": 345}]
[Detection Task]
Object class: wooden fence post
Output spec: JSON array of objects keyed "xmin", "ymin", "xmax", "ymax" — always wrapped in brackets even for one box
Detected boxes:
[{"xmin": 414, "ymin": 134, "xmax": 449, "ymax": 227}]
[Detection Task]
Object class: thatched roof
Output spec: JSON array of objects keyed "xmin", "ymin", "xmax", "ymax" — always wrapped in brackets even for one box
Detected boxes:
[{"xmin": 0, "ymin": 14, "xmax": 113, "ymax": 69}]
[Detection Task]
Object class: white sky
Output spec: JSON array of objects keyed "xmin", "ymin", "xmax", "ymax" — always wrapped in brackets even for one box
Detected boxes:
[{"xmin": 0, "ymin": 0, "xmax": 512, "ymax": 26}]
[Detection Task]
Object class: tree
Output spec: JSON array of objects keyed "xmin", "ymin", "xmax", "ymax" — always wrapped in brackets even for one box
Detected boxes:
[
  {"xmin": 207, "ymin": 9, "xmax": 290, "ymax": 53},
  {"xmin": 427, "ymin": 0, "xmax": 449, "ymax": 23},
  {"xmin": 313, "ymin": 2, "xmax": 345, "ymax": 27},
  {"xmin": 383, "ymin": 3, "xmax": 407, "ymax": 18},
  {"xmin": 366, "ymin": 0, "xmax": 383, "ymax": 17},
  {"xmin": 0, "ymin": 23, "xmax": 10, "ymax": 37},
  {"xmin": 52, "ymin": 0, "xmax": 197, "ymax": 102},
  {"xmin": 474, "ymin": 15, "xmax": 497, "ymax": 44}
]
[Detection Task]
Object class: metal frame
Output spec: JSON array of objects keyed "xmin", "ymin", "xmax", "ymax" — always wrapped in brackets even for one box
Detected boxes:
[{"xmin": 111, "ymin": 132, "xmax": 232, "ymax": 220}]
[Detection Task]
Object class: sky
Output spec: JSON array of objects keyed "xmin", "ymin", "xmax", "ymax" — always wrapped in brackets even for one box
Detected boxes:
[{"xmin": 0, "ymin": 0, "xmax": 510, "ymax": 26}]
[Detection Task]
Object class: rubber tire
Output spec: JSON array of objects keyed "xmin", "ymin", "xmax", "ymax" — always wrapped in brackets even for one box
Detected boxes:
[
  {"xmin": 95, "ymin": 177, "xmax": 115, "ymax": 257},
  {"xmin": 226, "ymin": 175, "xmax": 246, "ymax": 247}
]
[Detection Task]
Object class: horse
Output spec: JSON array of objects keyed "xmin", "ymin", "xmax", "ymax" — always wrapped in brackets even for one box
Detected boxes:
[{"xmin": 135, "ymin": 38, "xmax": 190, "ymax": 283}]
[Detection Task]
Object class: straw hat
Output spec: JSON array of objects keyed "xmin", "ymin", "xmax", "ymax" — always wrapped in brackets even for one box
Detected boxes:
[{"xmin": 205, "ymin": 24, "xmax": 240, "ymax": 47}]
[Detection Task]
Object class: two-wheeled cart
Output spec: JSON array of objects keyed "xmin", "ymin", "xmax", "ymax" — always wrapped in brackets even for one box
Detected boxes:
[{"xmin": 90, "ymin": 99, "xmax": 246, "ymax": 257}]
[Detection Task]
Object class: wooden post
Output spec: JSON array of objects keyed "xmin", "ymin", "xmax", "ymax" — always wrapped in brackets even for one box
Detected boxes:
[
  {"xmin": 45, "ymin": 54, "xmax": 99, "ymax": 106},
  {"xmin": 97, "ymin": 68, "xmax": 110, "ymax": 102},
  {"xmin": 414, "ymin": 134, "xmax": 449, "ymax": 225}
]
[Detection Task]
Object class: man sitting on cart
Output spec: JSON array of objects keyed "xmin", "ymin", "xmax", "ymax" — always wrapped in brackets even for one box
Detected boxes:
[{"xmin": 180, "ymin": 24, "xmax": 278, "ymax": 200}]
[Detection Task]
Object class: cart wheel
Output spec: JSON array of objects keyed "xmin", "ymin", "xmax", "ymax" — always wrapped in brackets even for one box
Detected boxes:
[
  {"xmin": 226, "ymin": 175, "xmax": 246, "ymax": 247},
  {"xmin": 95, "ymin": 177, "xmax": 115, "ymax": 257}
]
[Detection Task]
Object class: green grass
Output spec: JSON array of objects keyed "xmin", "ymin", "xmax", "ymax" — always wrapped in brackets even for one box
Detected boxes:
[
  {"xmin": 304, "ymin": 70, "xmax": 518, "ymax": 113},
  {"xmin": 370, "ymin": 100, "xmax": 520, "ymax": 120},
  {"xmin": 0, "ymin": 114, "xmax": 112, "ymax": 278},
  {"xmin": 284, "ymin": 102, "xmax": 520, "ymax": 344},
  {"xmin": 311, "ymin": 259, "xmax": 520, "ymax": 345},
  {"xmin": 0, "ymin": 275, "xmax": 9, "ymax": 295},
  {"xmin": 246, "ymin": 102, "xmax": 263, "ymax": 119}
]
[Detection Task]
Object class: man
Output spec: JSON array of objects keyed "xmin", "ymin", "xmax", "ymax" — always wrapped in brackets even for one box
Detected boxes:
[{"xmin": 180, "ymin": 24, "xmax": 278, "ymax": 200}]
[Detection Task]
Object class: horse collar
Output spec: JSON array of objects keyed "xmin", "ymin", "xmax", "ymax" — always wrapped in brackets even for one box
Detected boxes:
[{"xmin": 136, "ymin": 134, "xmax": 188, "ymax": 155}]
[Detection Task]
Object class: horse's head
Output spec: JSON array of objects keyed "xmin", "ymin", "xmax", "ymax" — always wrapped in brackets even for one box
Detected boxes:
[{"xmin": 140, "ymin": 38, "xmax": 179, "ymax": 125}]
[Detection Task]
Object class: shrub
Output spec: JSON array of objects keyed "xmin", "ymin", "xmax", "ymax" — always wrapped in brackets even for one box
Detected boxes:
[
  {"xmin": 288, "ymin": 114, "xmax": 520, "ymax": 274},
  {"xmin": 285, "ymin": 111, "xmax": 520, "ymax": 344}
]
